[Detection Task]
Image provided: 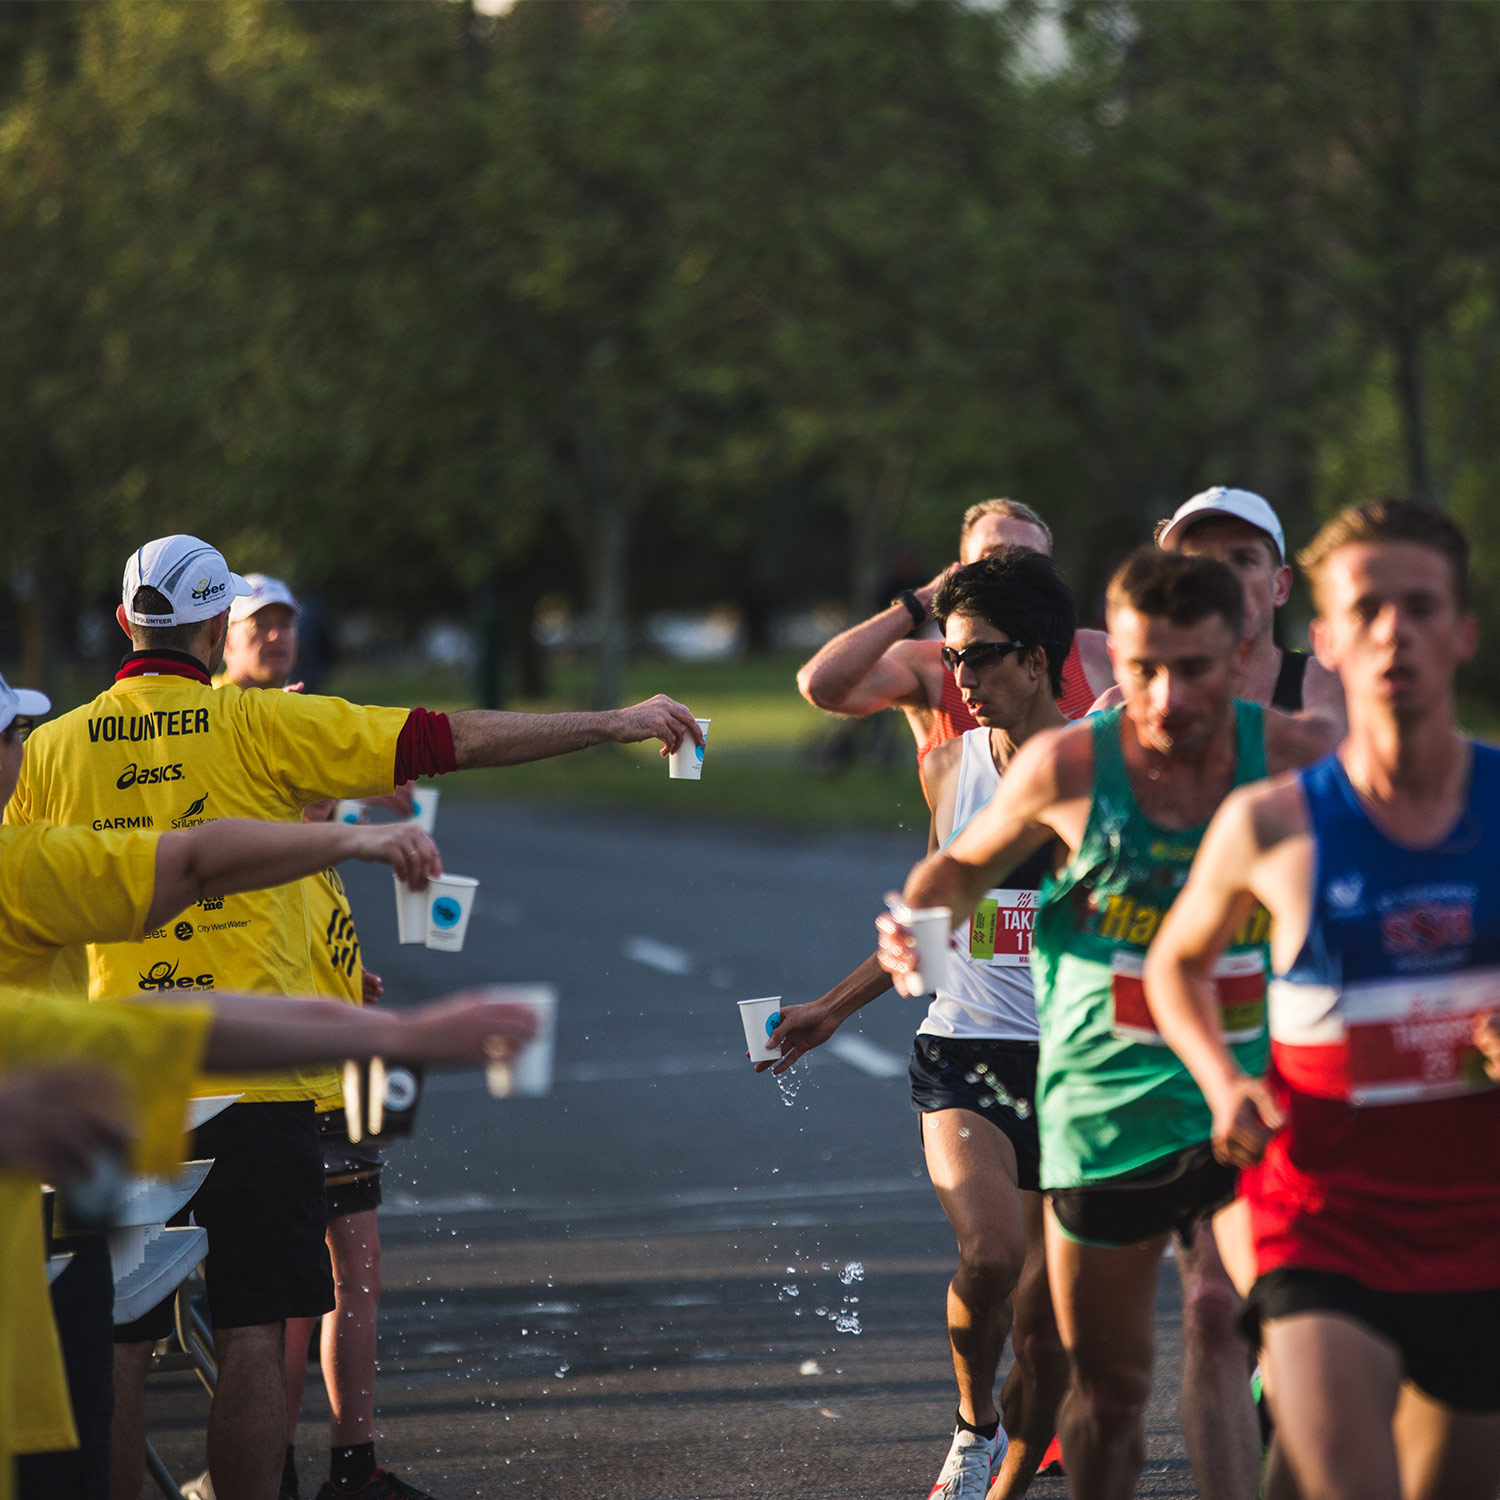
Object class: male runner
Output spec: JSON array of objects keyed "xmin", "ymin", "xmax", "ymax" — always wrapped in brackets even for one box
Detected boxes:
[
  {"xmin": 1143, "ymin": 500, "xmax": 1500, "ymax": 1500},
  {"xmin": 877, "ymin": 549, "xmax": 1335, "ymax": 1500},
  {"xmin": 7, "ymin": 534, "xmax": 700, "ymax": 1500},
  {"xmin": 221, "ymin": 574, "xmax": 421, "ymax": 1500},
  {"xmin": 771, "ymin": 550, "xmax": 1075, "ymax": 1498},
  {"xmin": 796, "ymin": 500, "xmax": 1113, "ymax": 783}
]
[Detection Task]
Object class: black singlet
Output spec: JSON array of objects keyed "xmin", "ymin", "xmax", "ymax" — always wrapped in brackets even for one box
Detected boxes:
[{"xmin": 1271, "ymin": 649, "xmax": 1308, "ymax": 711}]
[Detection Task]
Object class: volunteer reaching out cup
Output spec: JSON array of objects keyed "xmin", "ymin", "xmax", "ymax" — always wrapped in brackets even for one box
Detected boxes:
[
  {"xmin": 424, "ymin": 874, "xmax": 478, "ymax": 952},
  {"xmin": 482, "ymin": 985, "xmax": 558, "ymax": 1099},
  {"xmin": 738, "ymin": 996, "xmax": 783, "ymax": 1067},
  {"xmin": 669, "ymin": 718, "xmax": 711, "ymax": 780},
  {"xmin": 393, "ymin": 872, "xmax": 427, "ymax": 946}
]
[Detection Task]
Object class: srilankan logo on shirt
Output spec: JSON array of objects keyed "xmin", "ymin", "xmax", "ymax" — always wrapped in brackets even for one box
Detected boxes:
[{"xmin": 171, "ymin": 794, "xmax": 209, "ymax": 829}]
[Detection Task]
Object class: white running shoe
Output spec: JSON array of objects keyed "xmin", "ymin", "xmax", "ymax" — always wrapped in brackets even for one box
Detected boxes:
[{"xmin": 927, "ymin": 1425, "xmax": 1008, "ymax": 1500}]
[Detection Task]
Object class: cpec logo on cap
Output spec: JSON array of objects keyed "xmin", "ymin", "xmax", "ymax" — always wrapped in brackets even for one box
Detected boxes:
[{"xmin": 122, "ymin": 535, "xmax": 253, "ymax": 627}]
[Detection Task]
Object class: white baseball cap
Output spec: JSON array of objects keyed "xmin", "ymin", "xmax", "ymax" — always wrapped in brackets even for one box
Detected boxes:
[
  {"xmin": 122, "ymin": 536, "xmax": 252, "ymax": 627},
  {"xmin": 229, "ymin": 573, "xmax": 303, "ymax": 624},
  {"xmin": 0, "ymin": 671, "xmax": 50, "ymax": 735},
  {"xmin": 1158, "ymin": 487, "xmax": 1286, "ymax": 564}
]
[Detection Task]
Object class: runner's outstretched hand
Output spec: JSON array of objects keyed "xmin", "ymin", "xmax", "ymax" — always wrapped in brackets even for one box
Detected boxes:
[
  {"xmin": 362, "ymin": 969, "xmax": 384, "ymax": 1005},
  {"xmin": 758, "ymin": 999, "xmax": 842, "ymax": 1076},
  {"xmin": 1474, "ymin": 1013, "xmax": 1500, "ymax": 1081},
  {"xmin": 1208, "ymin": 1076, "xmax": 1285, "ymax": 1168},
  {"xmin": 876, "ymin": 907, "xmax": 925, "ymax": 998},
  {"xmin": 351, "ymin": 822, "xmax": 443, "ymax": 890},
  {"xmin": 393, "ymin": 991, "xmax": 540, "ymax": 1066},
  {"xmin": 605, "ymin": 695, "xmax": 703, "ymax": 756}
]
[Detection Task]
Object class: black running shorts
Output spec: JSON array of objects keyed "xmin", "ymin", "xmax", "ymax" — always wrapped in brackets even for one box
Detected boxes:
[
  {"xmin": 1247, "ymin": 1267, "xmax": 1500, "ymax": 1412},
  {"xmin": 319, "ymin": 1109, "xmax": 384, "ymax": 1222},
  {"xmin": 116, "ymin": 1101, "xmax": 334, "ymax": 1342},
  {"xmin": 909, "ymin": 1035, "xmax": 1041, "ymax": 1192},
  {"xmin": 1047, "ymin": 1141, "xmax": 1237, "ymax": 1249}
]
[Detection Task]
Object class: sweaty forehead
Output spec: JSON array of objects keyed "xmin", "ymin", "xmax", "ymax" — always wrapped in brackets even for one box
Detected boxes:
[
  {"xmin": 1108, "ymin": 606, "xmax": 1235, "ymax": 658},
  {"xmin": 1322, "ymin": 541, "xmax": 1456, "ymax": 602},
  {"xmin": 962, "ymin": 516, "xmax": 1050, "ymax": 563},
  {"xmin": 945, "ymin": 613, "xmax": 1011, "ymax": 647},
  {"xmin": 1175, "ymin": 516, "xmax": 1277, "ymax": 560}
]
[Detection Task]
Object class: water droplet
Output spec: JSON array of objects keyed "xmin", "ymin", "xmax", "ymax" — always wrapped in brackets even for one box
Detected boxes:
[
  {"xmin": 554, "ymin": 1362, "xmax": 570, "ymax": 1378},
  {"xmin": 838, "ymin": 1261, "xmax": 864, "ymax": 1285}
]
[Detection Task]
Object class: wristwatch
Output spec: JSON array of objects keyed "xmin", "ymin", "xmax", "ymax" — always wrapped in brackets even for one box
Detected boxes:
[{"xmin": 892, "ymin": 589, "xmax": 926, "ymax": 631}]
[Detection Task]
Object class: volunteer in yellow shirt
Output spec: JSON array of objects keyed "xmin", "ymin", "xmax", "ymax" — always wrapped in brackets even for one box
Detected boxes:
[
  {"xmin": 12, "ymin": 533, "xmax": 698, "ymax": 1500},
  {"xmin": 0, "ymin": 986, "xmax": 540, "ymax": 1500}
]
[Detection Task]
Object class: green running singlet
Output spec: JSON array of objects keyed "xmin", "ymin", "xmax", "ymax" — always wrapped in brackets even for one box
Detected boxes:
[{"xmin": 1032, "ymin": 702, "xmax": 1272, "ymax": 1189}]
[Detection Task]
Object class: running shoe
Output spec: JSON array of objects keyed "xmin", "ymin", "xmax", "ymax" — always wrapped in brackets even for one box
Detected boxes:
[
  {"xmin": 1037, "ymin": 1433, "xmax": 1066, "ymax": 1476},
  {"xmin": 928, "ymin": 1425, "xmax": 1007, "ymax": 1500},
  {"xmin": 313, "ymin": 1471, "xmax": 436, "ymax": 1500}
]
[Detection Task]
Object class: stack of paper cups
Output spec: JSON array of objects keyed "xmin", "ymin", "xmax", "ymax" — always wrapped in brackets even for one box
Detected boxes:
[
  {"xmin": 668, "ymin": 719, "xmax": 712, "ymax": 780},
  {"xmin": 411, "ymin": 785, "xmax": 440, "ymax": 834},
  {"xmin": 393, "ymin": 872, "xmax": 427, "ymax": 946},
  {"xmin": 482, "ymin": 985, "xmax": 558, "ymax": 1098}
]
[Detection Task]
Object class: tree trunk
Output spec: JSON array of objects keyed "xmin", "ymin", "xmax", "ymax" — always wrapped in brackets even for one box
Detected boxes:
[
  {"xmin": 1394, "ymin": 315, "xmax": 1434, "ymax": 505},
  {"xmin": 587, "ymin": 502, "xmax": 631, "ymax": 711}
]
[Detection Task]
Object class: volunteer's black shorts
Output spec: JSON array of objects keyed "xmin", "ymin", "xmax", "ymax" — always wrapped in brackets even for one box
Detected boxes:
[
  {"xmin": 910, "ymin": 1036, "xmax": 1041, "ymax": 1192},
  {"xmin": 319, "ymin": 1109, "xmax": 384, "ymax": 1222},
  {"xmin": 1246, "ymin": 1267, "xmax": 1500, "ymax": 1412},
  {"xmin": 1047, "ymin": 1141, "xmax": 1237, "ymax": 1249},
  {"xmin": 115, "ymin": 1102, "xmax": 333, "ymax": 1342}
]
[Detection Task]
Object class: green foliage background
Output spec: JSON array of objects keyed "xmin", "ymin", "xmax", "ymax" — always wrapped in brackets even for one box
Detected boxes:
[{"xmin": 3, "ymin": 0, "xmax": 1498, "ymax": 705}]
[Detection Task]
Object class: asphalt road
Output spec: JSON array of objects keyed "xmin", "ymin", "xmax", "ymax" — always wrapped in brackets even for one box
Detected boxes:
[{"xmin": 143, "ymin": 798, "xmax": 1201, "ymax": 1498}]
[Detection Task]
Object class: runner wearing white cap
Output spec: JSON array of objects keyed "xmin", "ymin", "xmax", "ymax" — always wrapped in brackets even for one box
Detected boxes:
[{"xmin": 8, "ymin": 534, "xmax": 702, "ymax": 1500}]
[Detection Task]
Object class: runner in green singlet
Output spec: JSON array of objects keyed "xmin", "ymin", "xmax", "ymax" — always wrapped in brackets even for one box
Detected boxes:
[{"xmin": 877, "ymin": 548, "xmax": 1336, "ymax": 1500}]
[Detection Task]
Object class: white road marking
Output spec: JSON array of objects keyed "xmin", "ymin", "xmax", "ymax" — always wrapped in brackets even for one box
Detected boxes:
[
  {"xmin": 622, "ymin": 936, "xmax": 694, "ymax": 974},
  {"xmin": 826, "ymin": 1034, "xmax": 907, "ymax": 1078}
]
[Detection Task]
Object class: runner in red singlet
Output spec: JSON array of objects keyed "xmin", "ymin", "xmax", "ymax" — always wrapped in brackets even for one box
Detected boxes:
[
  {"xmin": 797, "ymin": 500, "xmax": 1112, "ymax": 790},
  {"xmin": 1144, "ymin": 501, "xmax": 1500, "ymax": 1500}
]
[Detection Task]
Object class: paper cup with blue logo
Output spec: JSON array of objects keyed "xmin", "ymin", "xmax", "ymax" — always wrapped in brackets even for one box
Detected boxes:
[
  {"xmin": 334, "ymin": 800, "xmax": 365, "ymax": 825},
  {"xmin": 668, "ymin": 717, "xmax": 712, "ymax": 780},
  {"xmin": 410, "ymin": 785, "xmax": 440, "ymax": 834},
  {"xmin": 737, "ymin": 995, "xmax": 783, "ymax": 1065},
  {"xmin": 482, "ymin": 984, "xmax": 558, "ymax": 1099},
  {"xmin": 424, "ymin": 874, "xmax": 479, "ymax": 952},
  {"xmin": 393, "ymin": 871, "xmax": 427, "ymax": 946}
]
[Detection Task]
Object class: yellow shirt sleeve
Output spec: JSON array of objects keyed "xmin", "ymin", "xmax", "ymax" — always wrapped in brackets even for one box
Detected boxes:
[
  {"xmin": 0, "ymin": 825, "xmax": 159, "ymax": 992},
  {"xmin": 0, "ymin": 990, "xmax": 211, "ymax": 1469},
  {"xmin": 260, "ymin": 694, "xmax": 409, "ymax": 807}
]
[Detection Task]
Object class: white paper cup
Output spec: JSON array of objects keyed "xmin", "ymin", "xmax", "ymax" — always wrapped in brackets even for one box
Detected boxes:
[
  {"xmin": 393, "ymin": 871, "xmax": 427, "ymax": 946},
  {"xmin": 483, "ymin": 985, "xmax": 558, "ymax": 1098},
  {"xmin": 334, "ymin": 800, "xmax": 365, "ymax": 825},
  {"xmin": 411, "ymin": 785, "xmax": 440, "ymax": 834},
  {"xmin": 738, "ymin": 996, "xmax": 783, "ymax": 1065},
  {"xmin": 669, "ymin": 718, "xmax": 712, "ymax": 780},
  {"xmin": 425, "ymin": 874, "xmax": 478, "ymax": 952},
  {"xmin": 906, "ymin": 907, "xmax": 953, "ymax": 995}
]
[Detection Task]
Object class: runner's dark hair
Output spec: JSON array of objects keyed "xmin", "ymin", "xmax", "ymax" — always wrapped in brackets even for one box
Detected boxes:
[
  {"xmin": 1298, "ymin": 499, "xmax": 1471, "ymax": 610},
  {"xmin": 1106, "ymin": 547, "xmax": 1244, "ymax": 640},
  {"xmin": 932, "ymin": 546, "xmax": 1076, "ymax": 699}
]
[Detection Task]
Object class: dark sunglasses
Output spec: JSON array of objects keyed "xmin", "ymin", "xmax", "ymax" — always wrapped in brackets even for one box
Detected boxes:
[
  {"xmin": 941, "ymin": 641, "xmax": 1030, "ymax": 673},
  {"xmin": 2, "ymin": 717, "xmax": 34, "ymax": 744}
]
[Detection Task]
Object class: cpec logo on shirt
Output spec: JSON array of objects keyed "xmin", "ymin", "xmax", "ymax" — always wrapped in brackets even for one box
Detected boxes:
[{"xmin": 138, "ymin": 960, "xmax": 216, "ymax": 992}]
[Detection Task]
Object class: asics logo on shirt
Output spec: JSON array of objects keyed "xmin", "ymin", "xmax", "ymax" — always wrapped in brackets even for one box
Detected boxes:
[{"xmin": 116, "ymin": 761, "xmax": 184, "ymax": 789}]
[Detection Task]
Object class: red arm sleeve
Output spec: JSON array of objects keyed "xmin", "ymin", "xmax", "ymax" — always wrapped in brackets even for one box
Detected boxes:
[{"xmin": 393, "ymin": 708, "xmax": 458, "ymax": 782}]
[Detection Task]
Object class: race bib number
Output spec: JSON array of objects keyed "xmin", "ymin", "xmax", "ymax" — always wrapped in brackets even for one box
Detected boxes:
[
  {"xmin": 968, "ymin": 889, "xmax": 1037, "ymax": 968},
  {"xmin": 1341, "ymin": 969, "xmax": 1500, "ymax": 1106},
  {"xmin": 1111, "ymin": 949, "xmax": 1266, "ymax": 1047}
]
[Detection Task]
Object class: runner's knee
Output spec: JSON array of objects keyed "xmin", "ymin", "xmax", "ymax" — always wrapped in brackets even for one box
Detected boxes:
[
  {"xmin": 1180, "ymin": 1266, "xmax": 1245, "ymax": 1354},
  {"xmin": 954, "ymin": 1235, "xmax": 1025, "ymax": 1295}
]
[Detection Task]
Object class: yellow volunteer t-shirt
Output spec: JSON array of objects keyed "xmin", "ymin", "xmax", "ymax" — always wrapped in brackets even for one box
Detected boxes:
[
  {"xmin": 0, "ymin": 823, "xmax": 159, "ymax": 995},
  {"xmin": 305, "ymin": 866, "xmax": 364, "ymax": 1110},
  {"xmin": 7, "ymin": 675, "xmax": 406, "ymax": 1101},
  {"xmin": 0, "ymin": 988, "xmax": 210, "ymax": 1481}
]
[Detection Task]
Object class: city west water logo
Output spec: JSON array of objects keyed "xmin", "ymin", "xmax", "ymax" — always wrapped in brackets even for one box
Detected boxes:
[
  {"xmin": 138, "ymin": 960, "xmax": 215, "ymax": 992},
  {"xmin": 431, "ymin": 896, "xmax": 463, "ymax": 930},
  {"xmin": 117, "ymin": 762, "xmax": 185, "ymax": 790},
  {"xmin": 172, "ymin": 794, "xmax": 209, "ymax": 829},
  {"xmin": 174, "ymin": 921, "xmax": 194, "ymax": 942}
]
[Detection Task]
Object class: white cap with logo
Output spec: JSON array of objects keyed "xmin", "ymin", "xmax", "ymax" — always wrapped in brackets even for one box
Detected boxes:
[
  {"xmin": 1158, "ymin": 487, "xmax": 1286, "ymax": 564},
  {"xmin": 122, "ymin": 536, "xmax": 253, "ymax": 627},
  {"xmin": 229, "ymin": 574, "xmax": 303, "ymax": 624},
  {"xmin": 0, "ymin": 672, "xmax": 50, "ymax": 735}
]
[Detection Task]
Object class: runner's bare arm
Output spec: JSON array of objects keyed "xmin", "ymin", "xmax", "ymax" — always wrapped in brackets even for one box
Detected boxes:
[
  {"xmin": 148, "ymin": 819, "xmax": 442, "ymax": 930},
  {"xmin": 1075, "ymin": 628, "xmax": 1116, "ymax": 697},
  {"xmin": 760, "ymin": 954, "xmax": 891, "ymax": 1075},
  {"xmin": 1143, "ymin": 781, "xmax": 1310, "ymax": 1166},
  {"xmin": 1088, "ymin": 684, "xmax": 1124, "ymax": 714},
  {"xmin": 449, "ymin": 695, "xmax": 703, "ymax": 765},
  {"xmin": 796, "ymin": 605, "xmax": 944, "ymax": 716},
  {"xmin": 1299, "ymin": 657, "xmax": 1347, "ymax": 735}
]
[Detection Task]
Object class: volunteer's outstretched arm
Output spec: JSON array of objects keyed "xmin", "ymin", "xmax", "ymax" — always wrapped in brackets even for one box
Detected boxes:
[
  {"xmin": 450, "ymin": 695, "xmax": 702, "ymax": 768},
  {"xmin": 1142, "ymin": 788, "xmax": 1283, "ymax": 1167},
  {"xmin": 148, "ymin": 819, "xmax": 441, "ymax": 931}
]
